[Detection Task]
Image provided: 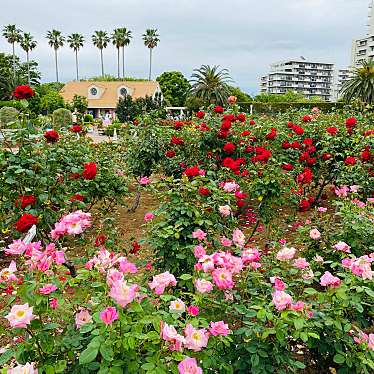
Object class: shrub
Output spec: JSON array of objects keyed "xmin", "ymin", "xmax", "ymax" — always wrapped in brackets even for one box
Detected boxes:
[
  {"xmin": 52, "ymin": 108, "xmax": 73, "ymax": 128},
  {"xmin": 0, "ymin": 106, "xmax": 19, "ymax": 126},
  {"xmin": 83, "ymin": 113, "xmax": 94, "ymax": 123}
]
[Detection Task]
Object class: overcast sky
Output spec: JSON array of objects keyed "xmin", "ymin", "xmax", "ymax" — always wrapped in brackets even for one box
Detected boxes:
[{"xmin": 0, "ymin": 0, "xmax": 371, "ymax": 94}]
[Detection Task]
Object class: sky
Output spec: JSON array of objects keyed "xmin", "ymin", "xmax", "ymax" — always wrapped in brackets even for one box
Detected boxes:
[{"xmin": 0, "ymin": 0, "xmax": 371, "ymax": 95}]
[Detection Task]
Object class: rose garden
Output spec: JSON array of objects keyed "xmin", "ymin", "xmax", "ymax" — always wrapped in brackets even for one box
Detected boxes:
[{"xmin": 0, "ymin": 85, "xmax": 373, "ymax": 374}]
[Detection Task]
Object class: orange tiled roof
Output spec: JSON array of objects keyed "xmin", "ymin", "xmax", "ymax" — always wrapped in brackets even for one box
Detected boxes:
[{"xmin": 60, "ymin": 80, "xmax": 160, "ymax": 108}]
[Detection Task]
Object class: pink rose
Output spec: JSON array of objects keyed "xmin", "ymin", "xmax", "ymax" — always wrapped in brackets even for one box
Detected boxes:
[
  {"xmin": 39, "ymin": 284, "xmax": 58, "ymax": 295},
  {"xmin": 209, "ymin": 321, "xmax": 230, "ymax": 336},
  {"xmin": 320, "ymin": 271, "xmax": 341, "ymax": 288},
  {"xmin": 100, "ymin": 306, "xmax": 119, "ymax": 325},
  {"xmin": 187, "ymin": 305, "xmax": 199, "ymax": 316},
  {"xmin": 6, "ymin": 303, "xmax": 35, "ymax": 328},
  {"xmin": 144, "ymin": 212, "xmax": 154, "ymax": 222},
  {"xmin": 309, "ymin": 228, "xmax": 321, "ymax": 240}
]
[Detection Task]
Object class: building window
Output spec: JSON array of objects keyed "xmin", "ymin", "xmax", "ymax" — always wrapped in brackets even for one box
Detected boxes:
[
  {"xmin": 120, "ymin": 87, "xmax": 127, "ymax": 96},
  {"xmin": 90, "ymin": 87, "xmax": 98, "ymax": 96}
]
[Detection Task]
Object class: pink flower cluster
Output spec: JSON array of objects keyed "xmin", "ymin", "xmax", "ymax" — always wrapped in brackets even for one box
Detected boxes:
[
  {"xmin": 149, "ymin": 271, "xmax": 177, "ymax": 295},
  {"xmin": 178, "ymin": 357, "xmax": 202, "ymax": 374},
  {"xmin": 161, "ymin": 320, "xmax": 230, "ymax": 353},
  {"xmin": 353, "ymin": 331, "xmax": 374, "ymax": 351},
  {"xmin": 85, "ymin": 248, "xmax": 120, "ymax": 272},
  {"xmin": 0, "ymin": 260, "xmax": 18, "ymax": 283},
  {"xmin": 342, "ymin": 254, "xmax": 374, "ymax": 280},
  {"xmin": 276, "ymin": 247, "xmax": 297, "ymax": 261},
  {"xmin": 50, "ymin": 210, "xmax": 91, "ymax": 240},
  {"xmin": 333, "ymin": 241, "xmax": 351, "ymax": 253},
  {"xmin": 334, "ymin": 185, "xmax": 359, "ymax": 198},
  {"xmin": 320, "ymin": 271, "xmax": 341, "ymax": 288},
  {"xmin": 8, "ymin": 362, "xmax": 38, "ymax": 374}
]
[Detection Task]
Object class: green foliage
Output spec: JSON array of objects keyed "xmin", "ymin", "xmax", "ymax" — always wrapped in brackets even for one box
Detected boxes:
[
  {"xmin": 83, "ymin": 113, "xmax": 94, "ymax": 123},
  {"xmin": 254, "ymin": 91, "xmax": 310, "ymax": 103},
  {"xmin": 52, "ymin": 108, "xmax": 72, "ymax": 128},
  {"xmin": 81, "ymin": 75, "xmax": 148, "ymax": 82},
  {"xmin": 68, "ymin": 94, "xmax": 88, "ymax": 114},
  {"xmin": 228, "ymin": 86, "xmax": 252, "ymax": 102},
  {"xmin": 156, "ymin": 71, "xmax": 191, "ymax": 106},
  {"xmin": 0, "ymin": 106, "xmax": 19, "ymax": 126},
  {"xmin": 40, "ymin": 91, "xmax": 65, "ymax": 113}
]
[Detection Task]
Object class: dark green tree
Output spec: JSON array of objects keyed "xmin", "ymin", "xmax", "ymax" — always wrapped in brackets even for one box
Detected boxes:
[
  {"xmin": 156, "ymin": 71, "xmax": 191, "ymax": 106},
  {"xmin": 228, "ymin": 86, "xmax": 252, "ymax": 103},
  {"xmin": 68, "ymin": 94, "xmax": 88, "ymax": 113}
]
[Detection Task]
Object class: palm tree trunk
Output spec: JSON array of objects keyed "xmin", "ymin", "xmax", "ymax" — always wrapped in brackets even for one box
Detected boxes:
[
  {"xmin": 122, "ymin": 47, "xmax": 125, "ymax": 78},
  {"xmin": 55, "ymin": 49, "xmax": 59, "ymax": 83},
  {"xmin": 75, "ymin": 50, "xmax": 79, "ymax": 81},
  {"xmin": 100, "ymin": 48, "xmax": 104, "ymax": 76},
  {"xmin": 26, "ymin": 51, "xmax": 30, "ymax": 85},
  {"xmin": 12, "ymin": 42, "xmax": 16, "ymax": 79},
  {"xmin": 117, "ymin": 47, "xmax": 120, "ymax": 78},
  {"xmin": 149, "ymin": 48, "xmax": 152, "ymax": 81}
]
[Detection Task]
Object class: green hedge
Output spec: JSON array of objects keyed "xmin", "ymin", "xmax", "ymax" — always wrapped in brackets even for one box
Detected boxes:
[
  {"xmin": 238, "ymin": 101, "xmax": 345, "ymax": 114},
  {"xmin": 0, "ymin": 100, "xmax": 24, "ymax": 110}
]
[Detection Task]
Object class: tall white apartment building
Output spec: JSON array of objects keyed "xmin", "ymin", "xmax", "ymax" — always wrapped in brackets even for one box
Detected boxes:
[
  {"xmin": 260, "ymin": 59, "xmax": 334, "ymax": 101},
  {"xmin": 351, "ymin": 1, "xmax": 374, "ymax": 68},
  {"xmin": 333, "ymin": 69, "xmax": 353, "ymax": 101}
]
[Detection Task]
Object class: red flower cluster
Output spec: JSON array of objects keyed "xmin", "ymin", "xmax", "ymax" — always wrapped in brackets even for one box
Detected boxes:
[
  {"xmin": 237, "ymin": 114, "xmax": 246, "ymax": 122},
  {"xmin": 184, "ymin": 165, "xmax": 200, "ymax": 178},
  {"xmin": 344, "ymin": 156, "xmax": 356, "ymax": 166},
  {"xmin": 44, "ymin": 130, "xmax": 59, "ymax": 143},
  {"xmin": 223, "ymin": 142, "xmax": 236, "ymax": 153},
  {"xmin": 196, "ymin": 111, "xmax": 205, "ymax": 119},
  {"xmin": 17, "ymin": 195, "xmax": 36, "ymax": 209},
  {"xmin": 361, "ymin": 146, "xmax": 372, "ymax": 162},
  {"xmin": 326, "ymin": 127, "xmax": 338, "ymax": 135},
  {"xmin": 345, "ymin": 117, "xmax": 357, "ymax": 134},
  {"xmin": 165, "ymin": 150, "xmax": 176, "ymax": 158},
  {"xmin": 302, "ymin": 115, "xmax": 312, "ymax": 123},
  {"xmin": 222, "ymin": 157, "xmax": 246, "ymax": 174},
  {"xmin": 130, "ymin": 241, "xmax": 141, "ymax": 254},
  {"xmin": 82, "ymin": 162, "xmax": 97, "ymax": 180},
  {"xmin": 70, "ymin": 193, "xmax": 84, "ymax": 202},
  {"xmin": 214, "ymin": 106, "xmax": 224, "ymax": 114},
  {"xmin": 174, "ymin": 121, "xmax": 183, "ymax": 130},
  {"xmin": 171, "ymin": 136, "xmax": 184, "ymax": 146},
  {"xmin": 251, "ymin": 147, "xmax": 272, "ymax": 164},
  {"xmin": 198, "ymin": 187, "xmax": 211, "ymax": 196},
  {"xmin": 266, "ymin": 128, "xmax": 277, "ymax": 140},
  {"xmin": 297, "ymin": 167, "xmax": 313, "ymax": 185},
  {"xmin": 70, "ymin": 125, "xmax": 82, "ymax": 133},
  {"xmin": 95, "ymin": 234, "xmax": 107, "ymax": 247},
  {"xmin": 12, "ymin": 85, "xmax": 35, "ymax": 100},
  {"xmin": 15, "ymin": 213, "xmax": 38, "ymax": 233},
  {"xmin": 281, "ymin": 163, "xmax": 294, "ymax": 171}
]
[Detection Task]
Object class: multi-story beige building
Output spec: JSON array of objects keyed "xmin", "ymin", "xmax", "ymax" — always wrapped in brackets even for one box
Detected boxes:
[
  {"xmin": 260, "ymin": 59, "xmax": 335, "ymax": 101},
  {"xmin": 351, "ymin": 1, "xmax": 374, "ymax": 68}
]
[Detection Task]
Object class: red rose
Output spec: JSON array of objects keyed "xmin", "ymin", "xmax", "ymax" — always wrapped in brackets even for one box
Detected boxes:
[
  {"xmin": 165, "ymin": 150, "xmax": 176, "ymax": 158},
  {"xmin": 291, "ymin": 141, "xmax": 301, "ymax": 150},
  {"xmin": 70, "ymin": 125, "xmax": 82, "ymax": 133},
  {"xmin": 364, "ymin": 129, "xmax": 374, "ymax": 136},
  {"xmin": 293, "ymin": 125, "xmax": 304, "ymax": 135},
  {"xmin": 303, "ymin": 138, "xmax": 313, "ymax": 147},
  {"xmin": 15, "ymin": 213, "xmax": 38, "ymax": 233},
  {"xmin": 95, "ymin": 234, "xmax": 107, "ymax": 247},
  {"xmin": 221, "ymin": 120, "xmax": 232, "ymax": 131},
  {"xmin": 236, "ymin": 199, "xmax": 246, "ymax": 208},
  {"xmin": 302, "ymin": 115, "xmax": 312, "ymax": 122},
  {"xmin": 82, "ymin": 162, "xmax": 97, "ymax": 180},
  {"xmin": 174, "ymin": 121, "xmax": 183, "ymax": 130},
  {"xmin": 281, "ymin": 163, "xmax": 293, "ymax": 171},
  {"xmin": 282, "ymin": 141, "xmax": 291, "ymax": 149},
  {"xmin": 184, "ymin": 166, "xmax": 200, "ymax": 177},
  {"xmin": 12, "ymin": 85, "xmax": 35, "ymax": 100},
  {"xmin": 297, "ymin": 167, "xmax": 313, "ymax": 185},
  {"xmin": 265, "ymin": 128, "xmax": 277, "ymax": 140},
  {"xmin": 218, "ymin": 130, "xmax": 229, "ymax": 139},
  {"xmin": 223, "ymin": 114, "xmax": 235, "ymax": 122},
  {"xmin": 133, "ymin": 119, "xmax": 139, "ymax": 126},
  {"xmin": 223, "ymin": 142, "xmax": 236, "ymax": 153},
  {"xmin": 70, "ymin": 193, "xmax": 84, "ymax": 202},
  {"xmin": 198, "ymin": 187, "xmax": 211, "ymax": 196},
  {"xmin": 344, "ymin": 156, "xmax": 356, "ymax": 166},
  {"xmin": 361, "ymin": 147, "xmax": 371, "ymax": 162},
  {"xmin": 44, "ymin": 130, "xmax": 59, "ymax": 143},
  {"xmin": 196, "ymin": 111, "xmax": 205, "ymax": 119},
  {"xmin": 214, "ymin": 106, "xmax": 224, "ymax": 114},
  {"xmin": 345, "ymin": 117, "xmax": 357, "ymax": 127},
  {"xmin": 171, "ymin": 136, "xmax": 184, "ymax": 146},
  {"xmin": 237, "ymin": 114, "xmax": 246, "ymax": 122},
  {"xmin": 299, "ymin": 199, "xmax": 311, "ymax": 212},
  {"xmin": 287, "ymin": 122, "xmax": 294, "ymax": 128},
  {"xmin": 322, "ymin": 153, "xmax": 333, "ymax": 161},
  {"xmin": 249, "ymin": 120, "xmax": 256, "ymax": 125},
  {"xmin": 17, "ymin": 195, "xmax": 36, "ymax": 209},
  {"xmin": 326, "ymin": 127, "xmax": 338, "ymax": 135},
  {"xmin": 241, "ymin": 130, "xmax": 250, "ymax": 137},
  {"xmin": 130, "ymin": 241, "xmax": 141, "ymax": 254}
]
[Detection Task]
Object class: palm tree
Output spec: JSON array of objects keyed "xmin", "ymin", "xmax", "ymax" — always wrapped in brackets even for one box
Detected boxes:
[
  {"xmin": 121, "ymin": 28, "xmax": 132, "ymax": 78},
  {"xmin": 92, "ymin": 30, "xmax": 110, "ymax": 77},
  {"xmin": 2, "ymin": 24, "xmax": 22, "ymax": 79},
  {"xmin": 112, "ymin": 28, "xmax": 124, "ymax": 78},
  {"xmin": 46, "ymin": 29, "xmax": 65, "ymax": 82},
  {"xmin": 190, "ymin": 65, "xmax": 233, "ymax": 105},
  {"xmin": 67, "ymin": 33, "xmax": 84, "ymax": 81},
  {"xmin": 142, "ymin": 29, "xmax": 160, "ymax": 80},
  {"xmin": 20, "ymin": 33, "xmax": 37, "ymax": 85},
  {"xmin": 341, "ymin": 60, "xmax": 374, "ymax": 104}
]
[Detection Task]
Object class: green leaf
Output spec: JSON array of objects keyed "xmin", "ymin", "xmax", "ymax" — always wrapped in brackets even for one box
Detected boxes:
[
  {"xmin": 294, "ymin": 318, "xmax": 304, "ymax": 330},
  {"xmin": 100, "ymin": 343, "xmax": 114, "ymax": 362},
  {"xmin": 179, "ymin": 274, "xmax": 192, "ymax": 280},
  {"xmin": 55, "ymin": 360, "xmax": 67, "ymax": 373},
  {"xmin": 0, "ymin": 349, "xmax": 15, "ymax": 366},
  {"xmin": 256, "ymin": 309, "xmax": 266, "ymax": 320},
  {"xmin": 333, "ymin": 353, "xmax": 345, "ymax": 364},
  {"xmin": 141, "ymin": 363, "xmax": 155, "ymax": 370},
  {"xmin": 79, "ymin": 346, "xmax": 99, "ymax": 365}
]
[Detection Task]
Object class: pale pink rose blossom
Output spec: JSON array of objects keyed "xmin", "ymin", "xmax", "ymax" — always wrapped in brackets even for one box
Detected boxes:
[
  {"xmin": 50, "ymin": 210, "xmax": 91, "ymax": 240},
  {"xmin": 194, "ymin": 244, "xmax": 206, "ymax": 259},
  {"xmin": 109, "ymin": 280, "xmax": 138, "ymax": 307},
  {"xmin": 212, "ymin": 268, "xmax": 234, "ymax": 290},
  {"xmin": 320, "ymin": 271, "xmax": 341, "ymax": 288},
  {"xmin": 106, "ymin": 269, "xmax": 124, "ymax": 287},
  {"xmin": 192, "ymin": 229, "xmax": 207, "ymax": 241},
  {"xmin": 209, "ymin": 321, "xmax": 230, "ymax": 336},
  {"xmin": 272, "ymin": 290, "xmax": 293, "ymax": 311},
  {"xmin": 5, "ymin": 304, "xmax": 35, "ymax": 328},
  {"xmin": 276, "ymin": 247, "xmax": 297, "ymax": 261},
  {"xmin": 219, "ymin": 205, "xmax": 232, "ymax": 217},
  {"xmin": 309, "ymin": 228, "xmax": 321, "ymax": 240},
  {"xmin": 333, "ymin": 241, "xmax": 351, "ymax": 253},
  {"xmin": 317, "ymin": 207, "xmax": 327, "ymax": 213},
  {"xmin": 100, "ymin": 306, "xmax": 118, "ymax": 325},
  {"xmin": 293, "ymin": 257, "xmax": 310, "ymax": 270},
  {"xmin": 272, "ymin": 277, "xmax": 286, "ymax": 291},
  {"xmin": 149, "ymin": 272, "xmax": 177, "ymax": 295},
  {"xmin": 241, "ymin": 248, "xmax": 261, "ymax": 263},
  {"xmin": 291, "ymin": 301, "xmax": 305, "ymax": 311},
  {"xmin": 314, "ymin": 255, "xmax": 324, "ymax": 263},
  {"xmin": 119, "ymin": 259, "xmax": 138, "ymax": 274},
  {"xmin": 139, "ymin": 176, "xmax": 150, "ymax": 185},
  {"xmin": 232, "ymin": 228, "xmax": 245, "ymax": 248},
  {"xmin": 178, "ymin": 357, "xmax": 202, "ymax": 374},
  {"xmin": 4, "ymin": 240, "xmax": 27, "ymax": 255},
  {"xmin": 39, "ymin": 284, "xmax": 57, "ymax": 295},
  {"xmin": 0, "ymin": 260, "xmax": 18, "ymax": 283},
  {"xmin": 8, "ymin": 362, "xmax": 38, "ymax": 374},
  {"xmin": 184, "ymin": 323, "xmax": 209, "ymax": 351},
  {"xmin": 223, "ymin": 182, "xmax": 239, "ymax": 192},
  {"xmin": 194, "ymin": 279, "xmax": 213, "ymax": 293},
  {"xmin": 350, "ymin": 185, "xmax": 360, "ymax": 193},
  {"xmin": 169, "ymin": 299, "xmax": 186, "ymax": 313},
  {"xmin": 334, "ymin": 186, "xmax": 349, "ymax": 197},
  {"xmin": 368, "ymin": 334, "xmax": 374, "ymax": 351},
  {"xmin": 75, "ymin": 309, "xmax": 93, "ymax": 328},
  {"xmin": 220, "ymin": 237, "xmax": 233, "ymax": 247}
]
